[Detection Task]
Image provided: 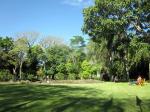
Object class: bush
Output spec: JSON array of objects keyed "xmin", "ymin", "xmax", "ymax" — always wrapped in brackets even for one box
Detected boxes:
[
  {"xmin": 0, "ymin": 70, "xmax": 13, "ymax": 81},
  {"xmin": 81, "ymin": 60, "xmax": 92, "ymax": 79},
  {"xmin": 80, "ymin": 71, "xmax": 90, "ymax": 79},
  {"xmin": 20, "ymin": 80, "xmax": 30, "ymax": 84},
  {"xmin": 37, "ymin": 68, "xmax": 44, "ymax": 77},
  {"xmin": 27, "ymin": 74, "xmax": 37, "ymax": 82},
  {"xmin": 68, "ymin": 73, "xmax": 77, "ymax": 80},
  {"xmin": 56, "ymin": 73, "xmax": 65, "ymax": 80}
]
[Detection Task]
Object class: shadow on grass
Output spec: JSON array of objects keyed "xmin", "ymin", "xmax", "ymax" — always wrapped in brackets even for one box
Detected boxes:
[
  {"xmin": 51, "ymin": 97, "xmax": 124, "ymax": 112},
  {"xmin": 136, "ymin": 96, "xmax": 143, "ymax": 112},
  {"xmin": 0, "ymin": 84, "xmax": 150, "ymax": 112}
]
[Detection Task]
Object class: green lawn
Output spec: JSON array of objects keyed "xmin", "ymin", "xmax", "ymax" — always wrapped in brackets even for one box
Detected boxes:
[{"xmin": 0, "ymin": 82, "xmax": 150, "ymax": 112}]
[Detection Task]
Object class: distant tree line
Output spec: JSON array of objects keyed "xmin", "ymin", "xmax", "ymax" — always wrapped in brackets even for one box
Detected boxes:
[
  {"xmin": 0, "ymin": 34, "xmax": 99, "ymax": 81},
  {"xmin": 0, "ymin": 0, "xmax": 149, "ymax": 82}
]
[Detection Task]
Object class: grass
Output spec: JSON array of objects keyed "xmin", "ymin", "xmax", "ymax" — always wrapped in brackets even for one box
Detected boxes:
[{"xmin": 0, "ymin": 82, "xmax": 150, "ymax": 112}]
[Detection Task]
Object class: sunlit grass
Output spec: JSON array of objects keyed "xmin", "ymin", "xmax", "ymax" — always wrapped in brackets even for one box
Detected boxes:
[{"xmin": 0, "ymin": 82, "xmax": 150, "ymax": 112}]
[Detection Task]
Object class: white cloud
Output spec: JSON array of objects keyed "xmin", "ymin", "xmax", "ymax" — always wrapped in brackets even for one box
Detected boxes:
[{"xmin": 62, "ymin": 0, "xmax": 93, "ymax": 7}]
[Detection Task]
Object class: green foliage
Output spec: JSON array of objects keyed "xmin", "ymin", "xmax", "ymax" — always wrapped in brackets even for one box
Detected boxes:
[
  {"xmin": 9, "ymin": 37, "xmax": 29, "ymax": 79},
  {"xmin": 0, "ymin": 0, "xmax": 150, "ymax": 83},
  {"xmin": 37, "ymin": 68, "xmax": 44, "ymax": 77},
  {"xmin": 0, "ymin": 37, "xmax": 14, "ymax": 68},
  {"xmin": 67, "ymin": 36, "xmax": 86, "ymax": 79},
  {"xmin": 110, "ymin": 60, "xmax": 125, "ymax": 76},
  {"xmin": 82, "ymin": 0, "xmax": 150, "ymax": 80},
  {"xmin": 91, "ymin": 64, "xmax": 99, "ymax": 75},
  {"xmin": 56, "ymin": 64, "xmax": 66, "ymax": 74},
  {"xmin": 129, "ymin": 37, "xmax": 150, "ymax": 63},
  {"xmin": 67, "ymin": 73, "xmax": 77, "ymax": 80},
  {"xmin": 44, "ymin": 45, "xmax": 70, "ymax": 79},
  {"xmin": 65, "ymin": 61, "xmax": 73, "ymax": 73},
  {"xmin": 87, "ymin": 40, "xmax": 109, "ymax": 68},
  {"xmin": 65, "ymin": 61, "xmax": 80, "ymax": 79},
  {"xmin": 83, "ymin": 0, "xmax": 149, "ymax": 38},
  {"xmin": 56, "ymin": 73, "xmax": 65, "ymax": 80},
  {"xmin": 81, "ymin": 60, "xmax": 92, "ymax": 79},
  {"xmin": 0, "ymin": 70, "xmax": 12, "ymax": 81},
  {"xmin": 0, "ymin": 37, "xmax": 14, "ymax": 51},
  {"xmin": 70, "ymin": 36, "xmax": 85, "ymax": 49},
  {"xmin": 27, "ymin": 74, "xmax": 36, "ymax": 81}
]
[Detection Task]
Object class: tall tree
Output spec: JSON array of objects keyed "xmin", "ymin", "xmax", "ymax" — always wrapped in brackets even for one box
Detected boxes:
[
  {"xmin": 82, "ymin": 0, "xmax": 150, "ymax": 80},
  {"xmin": 69, "ymin": 36, "xmax": 86, "ymax": 79},
  {"xmin": 39, "ymin": 36, "xmax": 64, "ymax": 75},
  {"xmin": 10, "ymin": 37, "xmax": 28, "ymax": 80}
]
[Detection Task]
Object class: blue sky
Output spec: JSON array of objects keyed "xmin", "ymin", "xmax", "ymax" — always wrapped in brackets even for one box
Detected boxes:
[{"xmin": 0, "ymin": 0, "xmax": 93, "ymax": 42}]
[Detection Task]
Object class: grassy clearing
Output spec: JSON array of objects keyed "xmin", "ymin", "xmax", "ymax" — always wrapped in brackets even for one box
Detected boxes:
[{"xmin": 0, "ymin": 82, "xmax": 150, "ymax": 112}]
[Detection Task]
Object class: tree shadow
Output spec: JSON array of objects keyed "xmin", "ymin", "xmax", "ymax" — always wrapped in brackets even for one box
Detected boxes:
[
  {"xmin": 136, "ymin": 96, "xmax": 143, "ymax": 112},
  {"xmin": 0, "ymin": 84, "xmax": 105, "ymax": 112},
  {"xmin": 102, "ymin": 98, "xmax": 124, "ymax": 112},
  {"xmin": 0, "ymin": 84, "xmax": 150, "ymax": 112},
  {"xmin": 51, "ymin": 97, "xmax": 124, "ymax": 112}
]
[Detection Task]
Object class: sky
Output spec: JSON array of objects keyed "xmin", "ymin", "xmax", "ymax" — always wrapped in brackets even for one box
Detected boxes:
[{"xmin": 0, "ymin": 0, "xmax": 93, "ymax": 43}]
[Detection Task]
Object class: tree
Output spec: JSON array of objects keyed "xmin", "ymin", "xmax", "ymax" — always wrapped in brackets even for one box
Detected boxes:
[
  {"xmin": 87, "ymin": 40, "xmax": 109, "ymax": 68},
  {"xmin": 16, "ymin": 32, "xmax": 39, "ymax": 49},
  {"xmin": 16, "ymin": 32, "xmax": 40, "ymax": 75},
  {"xmin": 82, "ymin": 0, "xmax": 150, "ymax": 80},
  {"xmin": 39, "ymin": 36, "xmax": 65, "ymax": 73},
  {"xmin": 65, "ymin": 60, "xmax": 80, "ymax": 80},
  {"xmin": 128, "ymin": 37, "xmax": 150, "ymax": 79},
  {"xmin": 40, "ymin": 36, "xmax": 64, "ymax": 48},
  {"xmin": 10, "ymin": 37, "xmax": 28, "ymax": 80},
  {"xmin": 44, "ymin": 45, "xmax": 70, "ymax": 80},
  {"xmin": 0, "ymin": 37, "xmax": 14, "ymax": 68},
  {"xmin": 70, "ymin": 36, "xmax": 85, "ymax": 49},
  {"xmin": 24, "ymin": 45, "xmax": 43, "ymax": 77},
  {"xmin": 0, "ymin": 37, "xmax": 14, "ymax": 80},
  {"xmin": 69, "ymin": 36, "xmax": 86, "ymax": 79}
]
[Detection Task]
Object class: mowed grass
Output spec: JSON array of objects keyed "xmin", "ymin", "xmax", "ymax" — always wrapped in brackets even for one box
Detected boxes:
[{"xmin": 0, "ymin": 82, "xmax": 150, "ymax": 112}]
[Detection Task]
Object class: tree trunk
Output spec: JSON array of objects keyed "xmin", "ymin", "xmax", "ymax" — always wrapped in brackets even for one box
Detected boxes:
[
  {"xmin": 13, "ymin": 66, "xmax": 17, "ymax": 81},
  {"xmin": 97, "ymin": 70, "xmax": 101, "ymax": 80},
  {"xmin": 125, "ymin": 50, "xmax": 129, "ymax": 81},
  {"xmin": 19, "ymin": 61, "xmax": 23, "ymax": 80},
  {"xmin": 46, "ymin": 75, "xmax": 50, "ymax": 83},
  {"xmin": 52, "ymin": 74, "xmax": 55, "ymax": 80},
  {"xmin": 125, "ymin": 65, "xmax": 130, "ymax": 81},
  {"xmin": 111, "ymin": 75, "xmax": 114, "ymax": 82},
  {"xmin": 43, "ymin": 62, "xmax": 46, "ymax": 71}
]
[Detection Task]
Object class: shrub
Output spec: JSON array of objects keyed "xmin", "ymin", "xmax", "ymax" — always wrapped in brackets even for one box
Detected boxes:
[
  {"xmin": 0, "ymin": 70, "xmax": 13, "ymax": 81},
  {"xmin": 37, "ymin": 68, "xmax": 44, "ymax": 77},
  {"xmin": 68, "ymin": 73, "xmax": 77, "ymax": 80},
  {"xmin": 81, "ymin": 60, "xmax": 92, "ymax": 79},
  {"xmin": 56, "ymin": 73, "xmax": 65, "ymax": 80},
  {"xmin": 20, "ymin": 80, "xmax": 30, "ymax": 84},
  {"xmin": 27, "ymin": 74, "xmax": 37, "ymax": 82}
]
